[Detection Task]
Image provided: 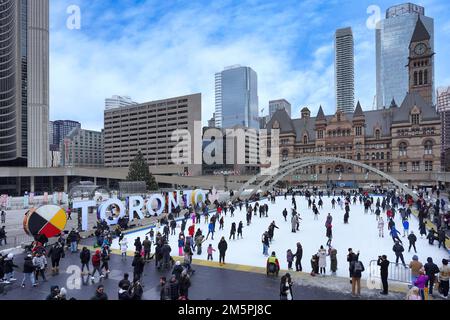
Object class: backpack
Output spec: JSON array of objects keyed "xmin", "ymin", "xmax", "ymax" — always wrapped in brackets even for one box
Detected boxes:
[{"xmin": 354, "ymin": 261, "xmax": 363, "ymax": 272}]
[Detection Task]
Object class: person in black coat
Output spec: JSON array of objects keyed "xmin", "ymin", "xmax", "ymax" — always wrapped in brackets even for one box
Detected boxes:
[
  {"xmin": 134, "ymin": 237, "xmax": 142, "ymax": 253},
  {"xmin": 294, "ymin": 242, "xmax": 303, "ymax": 272},
  {"xmin": 407, "ymin": 231, "xmax": 417, "ymax": 253},
  {"xmin": 132, "ymin": 252, "xmax": 145, "ymax": 283},
  {"xmin": 179, "ymin": 270, "xmax": 191, "ymax": 299},
  {"xmin": 169, "ymin": 275, "xmax": 180, "ymax": 301},
  {"xmin": 118, "ymin": 284, "xmax": 132, "ymax": 300},
  {"xmin": 377, "ymin": 255, "xmax": 390, "ymax": 295},
  {"xmin": 48, "ymin": 242, "xmax": 65, "ymax": 275},
  {"xmin": 392, "ymin": 241, "xmax": 406, "ymax": 267},
  {"xmin": 437, "ymin": 229, "xmax": 447, "ymax": 249},
  {"xmin": 161, "ymin": 242, "xmax": 172, "ymax": 268},
  {"xmin": 424, "ymin": 257, "xmax": 440, "ymax": 295},
  {"xmin": 91, "ymin": 285, "xmax": 108, "ymax": 300},
  {"xmin": 46, "ymin": 286, "xmax": 61, "ymax": 300},
  {"xmin": 79, "ymin": 247, "xmax": 91, "ymax": 275},
  {"xmin": 131, "ymin": 280, "xmax": 144, "ymax": 300},
  {"xmin": 218, "ymin": 237, "xmax": 228, "ymax": 265},
  {"xmin": 347, "ymin": 248, "xmax": 359, "ymax": 283},
  {"xmin": 229, "ymin": 222, "xmax": 236, "ymax": 240},
  {"xmin": 22, "ymin": 255, "xmax": 36, "ymax": 288},
  {"xmin": 172, "ymin": 261, "xmax": 184, "ymax": 281}
]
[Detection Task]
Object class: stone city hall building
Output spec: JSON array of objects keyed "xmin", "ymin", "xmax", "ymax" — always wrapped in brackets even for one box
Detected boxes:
[{"xmin": 265, "ymin": 15, "xmax": 440, "ymax": 187}]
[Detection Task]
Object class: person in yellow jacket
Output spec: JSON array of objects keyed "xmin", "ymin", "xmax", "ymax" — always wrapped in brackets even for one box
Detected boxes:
[{"xmin": 267, "ymin": 252, "xmax": 280, "ymax": 276}]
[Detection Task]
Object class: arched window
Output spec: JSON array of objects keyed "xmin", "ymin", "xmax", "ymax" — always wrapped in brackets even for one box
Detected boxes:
[
  {"xmin": 414, "ymin": 71, "xmax": 418, "ymax": 86},
  {"xmin": 424, "ymin": 140, "xmax": 433, "ymax": 155},
  {"xmin": 424, "ymin": 69, "xmax": 428, "ymax": 84},
  {"xmin": 282, "ymin": 150, "xmax": 289, "ymax": 161},
  {"xmin": 376, "ymin": 152, "xmax": 380, "ymax": 160},
  {"xmin": 375, "ymin": 129, "xmax": 381, "ymax": 140},
  {"xmin": 381, "ymin": 152, "xmax": 384, "ymax": 160},
  {"xmin": 419, "ymin": 70, "xmax": 423, "ymax": 85},
  {"xmin": 357, "ymin": 153, "xmax": 361, "ymax": 161},
  {"xmin": 303, "ymin": 135, "xmax": 308, "ymax": 145},
  {"xmin": 399, "ymin": 142, "xmax": 407, "ymax": 156},
  {"xmin": 365, "ymin": 153, "xmax": 370, "ymax": 160},
  {"xmin": 372, "ymin": 153, "xmax": 376, "ymax": 160}
]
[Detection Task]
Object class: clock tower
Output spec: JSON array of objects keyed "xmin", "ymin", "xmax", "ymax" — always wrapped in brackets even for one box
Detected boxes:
[{"xmin": 407, "ymin": 16, "xmax": 434, "ymax": 105}]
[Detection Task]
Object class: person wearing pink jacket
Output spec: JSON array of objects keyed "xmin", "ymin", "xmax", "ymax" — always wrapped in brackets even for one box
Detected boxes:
[{"xmin": 207, "ymin": 244, "xmax": 216, "ymax": 261}]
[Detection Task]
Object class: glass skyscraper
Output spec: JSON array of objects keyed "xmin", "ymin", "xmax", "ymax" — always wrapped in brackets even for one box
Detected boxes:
[
  {"xmin": 376, "ymin": 3, "xmax": 434, "ymax": 109},
  {"xmin": 215, "ymin": 65, "xmax": 259, "ymax": 129}
]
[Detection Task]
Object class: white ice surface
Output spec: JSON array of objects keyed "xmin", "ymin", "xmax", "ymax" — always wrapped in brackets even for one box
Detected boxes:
[{"xmin": 111, "ymin": 195, "xmax": 449, "ymax": 279}]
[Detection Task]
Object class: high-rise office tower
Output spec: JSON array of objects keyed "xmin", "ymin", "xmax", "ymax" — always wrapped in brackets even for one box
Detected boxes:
[
  {"xmin": 335, "ymin": 27, "xmax": 355, "ymax": 113},
  {"xmin": 0, "ymin": 0, "xmax": 49, "ymax": 167},
  {"xmin": 438, "ymin": 87, "xmax": 450, "ymax": 170},
  {"xmin": 269, "ymin": 99, "xmax": 291, "ymax": 119},
  {"xmin": 214, "ymin": 65, "xmax": 259, "ymax": 129},
  {"xmin": 49, "ymin": 120, "xmax": 81, "ymax": 151},
  {"xmin": 376, "ymin": 3, "xmax": 434, "ymax": 109}
]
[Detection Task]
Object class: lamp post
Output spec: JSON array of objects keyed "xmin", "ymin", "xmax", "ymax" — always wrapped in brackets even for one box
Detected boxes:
[{"xmin": 223, "ymin": 171, "xmax": 229, "ymax": 192}]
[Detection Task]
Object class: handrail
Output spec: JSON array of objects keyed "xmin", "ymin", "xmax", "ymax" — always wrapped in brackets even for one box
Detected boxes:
[{"xmin": 368, "ymin": 259, "xmax": 411, "ymax": 284}]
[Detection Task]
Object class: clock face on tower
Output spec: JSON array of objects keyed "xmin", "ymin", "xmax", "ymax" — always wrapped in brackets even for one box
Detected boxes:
[{"xmin": 414, "ymin": 43, "xmax": 427, "ymax": 56}]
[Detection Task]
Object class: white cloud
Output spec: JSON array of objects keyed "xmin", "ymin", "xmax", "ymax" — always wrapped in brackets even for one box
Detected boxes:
[{"xmin": 50, "ymin": 0, "xmax": 342, "ymax": 131}]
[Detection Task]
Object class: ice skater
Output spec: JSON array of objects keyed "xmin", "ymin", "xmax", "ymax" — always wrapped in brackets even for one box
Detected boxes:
[{"xmin": 237, "ymin": 221, "xmax": 243, "ymax": 239}]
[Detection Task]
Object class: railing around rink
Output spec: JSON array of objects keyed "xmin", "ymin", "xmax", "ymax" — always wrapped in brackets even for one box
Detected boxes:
[{"xmin": 368, "ymin": 259, "xmax": 411, "ymax": 284}]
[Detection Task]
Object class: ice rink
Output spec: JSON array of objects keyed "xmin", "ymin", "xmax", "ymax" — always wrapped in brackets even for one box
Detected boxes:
[{"xmin": 111, "ymin": 195, "xmax": 449, "ymax": 279}]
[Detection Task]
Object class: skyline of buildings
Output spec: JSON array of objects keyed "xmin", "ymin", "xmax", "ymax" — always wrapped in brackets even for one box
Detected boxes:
[
  {"xmin": 0, "ymin": 0, "xmax": 49, "ymax": 168},
  {"xmin": 0, "ymin": 1, "xmax": 449, "ymax": 181},
  {"xmin": 214, "ymin": 65, "xmax": 259, "ymax": 129},
  {"xmin": 335, "ymin": 27, "xmax": 355, "ymax": 114},
  {"xmin": 376, "ymin": 3, "xmax": 434, "ymax": 110}
]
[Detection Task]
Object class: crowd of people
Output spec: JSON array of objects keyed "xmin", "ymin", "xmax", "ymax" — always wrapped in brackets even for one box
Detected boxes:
[{"xmin": 0, "ymin": 185, "xmax": 449, "ymax": 300}]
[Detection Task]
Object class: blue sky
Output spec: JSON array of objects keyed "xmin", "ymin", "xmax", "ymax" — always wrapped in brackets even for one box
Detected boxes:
[{"xmin": 49, "ymin": 0, "xmax": 450, "ymax": 130}]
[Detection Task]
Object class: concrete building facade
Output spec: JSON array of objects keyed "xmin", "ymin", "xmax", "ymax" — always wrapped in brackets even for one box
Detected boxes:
[
  {"xmin": 104, "ymin": 93, "xmax": 202, "ymax": 176},
  {"xmin": 60, "ymin": 128, "xmax": 104, "ymax": 168},
  {"xmin": 335, "ymin": 27, "xmax": 355, "ymax": 114},
  {"xmin": 0, "ymin": 0, "xmax": 49, "ymax": 167}
]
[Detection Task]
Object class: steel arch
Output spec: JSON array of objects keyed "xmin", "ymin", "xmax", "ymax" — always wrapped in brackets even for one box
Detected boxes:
[{"xmin": 235, "ymin": 156, "xmax": 418, "ymax": 201}]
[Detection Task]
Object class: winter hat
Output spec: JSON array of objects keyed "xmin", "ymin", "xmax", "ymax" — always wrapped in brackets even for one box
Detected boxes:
[
  {"xmin": 176, "ymin": 261, "xmax": 181, "ymax": 266},
  {"xmin": 443, "ymin": 259, "xmax": 448, "ymax": 265},
  {"xmin": 427, "ymin": 257, "xmax": 433, "ymax": 263},
  {"xmin": 7, "ymin": 253, "xmax": 13, "ymax": 259},
  {"xmin": 412, "ymin": 255, "xmax": 418, "ymax": 261}
]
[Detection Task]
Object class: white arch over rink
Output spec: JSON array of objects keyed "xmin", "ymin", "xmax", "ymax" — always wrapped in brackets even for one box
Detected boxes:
[{"xmin": 234, "ymin": 156, "xmax": 419, "ymax": 201}]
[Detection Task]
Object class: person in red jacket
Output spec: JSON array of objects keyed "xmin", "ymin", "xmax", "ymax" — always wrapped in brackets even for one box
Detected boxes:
[
  {"xmin": 188, "ymin": 225, "xmax": 195, "ymax": 238},
  {"xmin": 90, "ymin": 250, "xmax": 104, "ymax": 281}
]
